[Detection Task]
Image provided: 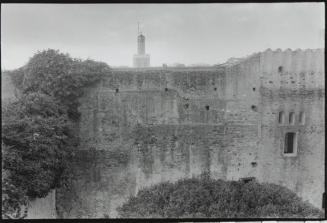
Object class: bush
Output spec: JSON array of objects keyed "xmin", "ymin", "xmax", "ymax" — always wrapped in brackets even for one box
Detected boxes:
[{"xmin": 117, "ymin": 177, "xmax": 324, "ymax": 218}]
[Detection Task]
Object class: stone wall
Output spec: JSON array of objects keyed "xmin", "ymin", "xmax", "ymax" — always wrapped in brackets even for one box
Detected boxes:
[
  {"xmin": 1, "ymin": 71, "xmax": 17, "ymax": 105},
  {"xmin": 25, "ymin": 190, "xmax": 57, "ymax": 219},
  {"xmin": 257, "ymin": 49, "xmax": 325, "ymax": 208},
  {"xmin": 56, "ymin": 49, "xmax": 324, "ymax": 218},
  {"xmin": 56, "ymin": 67, "xmax": 262, "ymax": 218}
]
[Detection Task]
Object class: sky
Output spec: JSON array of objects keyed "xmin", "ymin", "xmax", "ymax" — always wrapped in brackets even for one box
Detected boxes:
[{"xmin": 1, "ymin": 3, "xmax": 325, "ymax": 70}]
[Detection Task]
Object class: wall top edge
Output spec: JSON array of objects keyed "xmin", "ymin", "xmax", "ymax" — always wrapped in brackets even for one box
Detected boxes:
[
  {"xmin": 261, "ymin": 48, "xmax": 324, "ymax": 53},
  {"xmin": 111, "ymin": 66, "xmax": 223, "ymax": 72},
  {"xmin": 225, "ymin": 48, "xmax": 325, "ymax": 68}
]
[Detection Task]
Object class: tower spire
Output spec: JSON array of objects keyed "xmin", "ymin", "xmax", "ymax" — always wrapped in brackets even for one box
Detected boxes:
[
  {"xmin": 133, "ymin": 22, "xmax": 150, "ymax": 67},
  {"xmin": 138, "ymin": 21, "xmax": 143, "ymax": 35}
]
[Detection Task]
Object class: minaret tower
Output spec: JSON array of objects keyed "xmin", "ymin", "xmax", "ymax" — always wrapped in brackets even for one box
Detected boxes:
[{"xmin": 133, "ymin": 22, "xmax": 150, "ymax": 67}]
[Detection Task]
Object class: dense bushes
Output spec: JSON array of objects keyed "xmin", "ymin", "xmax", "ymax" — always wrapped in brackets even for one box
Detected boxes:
[
  {"xmin": 117, "ymin": 177, "xmax": 324, "ymax": 218},
  {"xmin": 2, "ymin": 49, "xmax": 110, "ymax": 218}
]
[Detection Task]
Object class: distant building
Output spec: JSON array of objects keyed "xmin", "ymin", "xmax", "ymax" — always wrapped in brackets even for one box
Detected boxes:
[
  {"xmin": 215, "ymin": 57, "xmax": 244, "ymax": 67},
  {"xmin": 225, "ymin": 57, "xmax": 243, "ymax": 65},
  {"xmin": 133, "ymin": 27, "xmax": 150, "ymax": 68},
  {"xmin": 171, "ymin": 63, "xmax": 186, "ymax": 67},
  {"xmin": 189, "ymin": 63, "xmax": 211, "ymax": 67}
]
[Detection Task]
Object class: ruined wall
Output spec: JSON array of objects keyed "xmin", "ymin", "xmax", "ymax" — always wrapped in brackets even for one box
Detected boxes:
[{"xmin": 2, "ymin": 49, "xmax": 324, "ymax": 219}]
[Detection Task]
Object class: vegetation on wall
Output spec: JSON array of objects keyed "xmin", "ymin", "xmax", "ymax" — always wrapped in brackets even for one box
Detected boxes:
[
  {"xmin": 1, "ymin": 49, "xmax": 111, "ymax": 218},
  {"xmin": 117, "ymin": 177, "xmax": 324, "ymax": 218}
]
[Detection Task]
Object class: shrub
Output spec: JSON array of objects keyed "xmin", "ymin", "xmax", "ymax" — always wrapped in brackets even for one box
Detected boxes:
[{"xmin": 117, "ymin": 177, "xmax": 324, "ymax": 218}]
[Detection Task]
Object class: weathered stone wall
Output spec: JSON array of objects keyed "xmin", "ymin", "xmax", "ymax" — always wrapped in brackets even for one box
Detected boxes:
[
  {"xmin": 256, "ymin": 49, "xmax": 325, "ymax": 208},
  {"xmin": 1, "ymin": 71, "xmax": 18, "ymax": 105},
  {"xmin": 25, "ymin": 190, "xmax": 57, "ymax": 219},
  {"xmin": 57, "ymin": 47, "xmax": 325, "ymax": 217},
  {"xmin": 223, "ymin": 48, "xmax": 325, "ymax": 208},
  {"xmin": 56, "ymin": 66, "xmax": 264, "ymax": 218}
]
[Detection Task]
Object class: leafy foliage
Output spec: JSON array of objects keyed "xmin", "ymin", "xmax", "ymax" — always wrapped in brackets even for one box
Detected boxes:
[
  {"xmin": 10, "ymin": 49, "xmax": 111, "ymax": 120},
  {"xmin": 2, "ymin": 144, "xmax": 28, "ymax": 219},
  {"xmin": 117, "ymin": 177, "xmax": 324, "ymax": 218},
  {"xmin": 2, "ymin": 93, "xmax": 75, "ymax": 198},
  {"xmin": 2, "ymin": 49, "xmax": 110, "ymax": 218}
]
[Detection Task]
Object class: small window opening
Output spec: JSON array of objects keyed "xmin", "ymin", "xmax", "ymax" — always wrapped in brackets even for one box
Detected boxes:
[
  {"xmin": 299, "ymin": 111, "xmax": 305, "ymax": 125},
  {"xmin": 115, "ymin": 88, "xmax": 119, "ymax": 93},
  {"xmin": 252, "ymin": 87, "xmax": 256, "ymax": 91},
  {"xmin": 241, "ymin": 177, "xmax": 255, "ymax": 184},
  {"xmin": 214, "ymin": 87, "xmax": 217, "ymax": 91},
  {"xmin": 289, "ymin": 112, "xmax": 295, "ymax": 125},
  {"xmin": 184, "ymin": 103, "xmax": 189, "ymax": 109},
  {"xmin": 251, "ymin": 105, "xmax": 257, "ymax": 112},
  {"xmin": 278, "ymin": 66, "xmax": 283, "ymax": 73},
  {"xmin": 251, "ymin": 162, "xmax": 257, "ymax": 167},
  {"xmin": 278, "ymin": 111, "xmax": 284, "ymax": 124},
  {"xmin": 205, "ymin": 105, "xmax": 210, "ymax": 111},
  {"xmin": 165, "ymin": 88, "xmax": 168, "ymax": 92},
  {"xmin": 284, "ymin": 132, "xmax": 296, "ymax": 154}
]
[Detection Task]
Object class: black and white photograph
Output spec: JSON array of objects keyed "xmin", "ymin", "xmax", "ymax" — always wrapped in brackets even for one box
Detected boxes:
[{"xmin": 1, "ymin": 1, "xmax": 325, "ymax": 220}]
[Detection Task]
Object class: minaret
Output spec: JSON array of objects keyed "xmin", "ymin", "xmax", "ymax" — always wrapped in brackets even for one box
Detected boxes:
[
  {"xmin": 133, "ymin": 22, "xmax": 150, "ymax": 68},
  {"xmin": 137, "ymin": 34, "xmax": 145, "ymax": 55}
]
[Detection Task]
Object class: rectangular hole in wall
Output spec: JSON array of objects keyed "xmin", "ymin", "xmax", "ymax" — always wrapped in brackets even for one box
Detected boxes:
[
  {"xmin": 299, "ymin": 111, "xmax": 305, "ymax": 125},
  {"xmin": 289, "ymin": 112, "xmax": 295, "ymax": 125},
  {"xmin": 278, "ymin": 111, "xmax": 284, "ymax": 124},
  {"xmin": 284, "ymin": 132, "xmax": 296, "ymax": 154}
]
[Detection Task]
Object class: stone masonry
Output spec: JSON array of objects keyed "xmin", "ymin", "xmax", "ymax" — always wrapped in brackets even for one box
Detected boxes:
[{"xmin": 55, "ymin": 48, "xmax": 324, "ymax": 218}]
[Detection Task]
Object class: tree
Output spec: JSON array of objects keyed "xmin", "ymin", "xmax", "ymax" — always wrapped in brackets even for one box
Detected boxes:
[
  {"xmin": 2, "ymin": 49, "xmax": 110, "ymax": 218},
  {"xmin": 11, "ymin": 49, "xmax": 111, "ymax": 120},
  {"xmin": 117, "ymin": 177, "xmax": 324, "ymax": 218},
  {"xmin": 2, "ymin": 144, "xmax": 28, "ymax": 219},
  {"xmin": 2, "ymin": 92, "xmax": 75, "ymax": 199}
]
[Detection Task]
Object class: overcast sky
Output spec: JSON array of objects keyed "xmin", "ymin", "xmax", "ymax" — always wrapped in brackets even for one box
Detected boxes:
[{"xmin": 1, "ymin": 3, "xmax": 325, "ymax": 70}]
